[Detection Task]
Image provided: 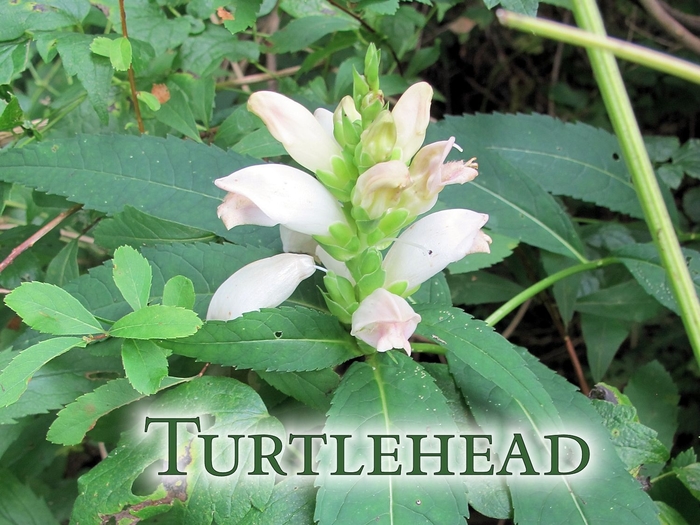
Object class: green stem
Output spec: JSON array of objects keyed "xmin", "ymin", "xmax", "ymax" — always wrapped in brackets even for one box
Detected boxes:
[
  {"xmin": 678, "ymin": 232, "xmax": 700, "ymax": 242},
  {"xmin": 496, "ymin": 9, "xmax": 700, "ymax": 85},
  {"xmin": 649, "ymin": 470, "xmax": 675, "ymax": 485},
  {"xmin": 570, "ymin": 0, "xmax": 700, "ymax": 364},
  {"xmin": 485, "ymin": 257, "xmax": 620, "ymax": 327}
]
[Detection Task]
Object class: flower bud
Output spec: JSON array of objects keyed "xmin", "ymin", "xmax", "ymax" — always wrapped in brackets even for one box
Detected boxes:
[
  {"xmin": 351, "ymin": 160, "xmax": 410, "ymax": 220},
  {"xmin": 357, "ymin": 110, "xmax": 397, "ymax": 169},
  {"xmin": 392, "ymin": 82, "xmax": 433, "ymax": 163}
]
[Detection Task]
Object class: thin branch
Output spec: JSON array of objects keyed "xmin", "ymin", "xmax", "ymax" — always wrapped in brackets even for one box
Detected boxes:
[
  {"xmin": 502, "ymin": 299, "xmax": 531, "ymax": 339},
  {"xmin": 658, "ymin": 0, "xmax": 700, "ymax": 32},
  {"xmin": 564, "ymin": 335, "xmax": 590, "ymax": 395},
  {"xmin": 0, "ymin": 205, "xmax": 83, "ymax": 275},
  {"xmin": 217, "ymin": 66, "xmax": 301, "ymax": 89},
  {"xmin": 548, "ymin": 11, "xmax": 571, "ymax": 116},
  {"xmin": 637, "ymin": 0, "xmax": 700, "ymax": 55},
  {"xmin": 118, "ymin": 0, "xmax": 145, "ymax": 133}
]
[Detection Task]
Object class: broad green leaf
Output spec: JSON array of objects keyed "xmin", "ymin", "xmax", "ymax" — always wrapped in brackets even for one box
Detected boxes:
[
  {"xmin": 575, "ymin": 279, "xmax": 665, "ymax": 322},
  {"xmin": 232, "ymin": 127, "xmax": 288, "ymax": 159},
  {"xmin": 45, "ymin": 239, "xmax": 79, "ymax": 287},
  {"xmin": 223, "ymin": 0, "xmax": 263, "ymax": 35},
  {"xmin": 675, "ymin": 464, "xmax": 700, "ymax": 500},
  {"xmin": 0, "ymin": 134, "xmax": 260, "ymax": 243},
  {"xmin": 616, "ymin": 244, "xmax": 700, "ymax": 315},
  {"xmin": 153, "ymin": 82, "xmax": 201, "ymax": 142},
  {"xmin": 0, "ymin": 41, "xmax": 30, "ymax": 85},
  {"xmin": 5, "ymin": 282, "xmax": 103, "ymax": 335},
  {"xmin": 581, "ymin": 313, "xmax": 629, "ymax": 382},
  {"xmin": 0, "ymin": 96, "xmax": 23, "ymax": 132},
  {"xmin": 162, "ymin": 307, "xmax": 358, "ymax": 371},
  {"xmin": 542, "ymin": 251, "xmax": 581, "ymax": 327},
  {"xmin": 89, "ymin": 36, "xmax": 112, "ymax": 58},
  {"xmin": 258, "ymin": 369, "xmax": 339, "ymax": 413},
  {"xmin": 409, "ymin": 272, "xmax": 451, "ymax": 306},
  {"xmin": 683, "ymin": 187, "xmax": 700, "ymax": 223},
  {"xmin": 0, "ymin": 1, "xmax": 76, "ymax": 39},
  {"xmin": 239, "ymin": 478, "xmax": 316, "ymax": 525},
  {"xmin": 483, "ymin": 0, "xmax": 538, "ymax": 16},
  {"xmin": 180, "ymin": 25, "xmax": 260, "ymax": 77},
  {"xmin": 447, "ymin": 232, "xmax": 518, "ymax": 274},
  {"xmin": 0, "ymin": 337, "xmax": 86, "ymax": 407},
  {"xmin": 109, "ymin": 305, "xmax": 201, "ymax": 339},
  {"xmin": 47, "ymin": 376, "xmax": 187, "ymax": 446},
  {"xmin": 112, "ymin": 245, "xmax": 153, "ymax": 311},
  {"xmin": 447, "ymin": 271, "xmax": 524, "ymax": 305},
  {"xmin": 93, "ymin": 206, "xmax": 216, "ymax": 249},
  {"xmin": 0, "ymin": 469, "xmax": 59, "ymax": 525},
  {"xmin": 71, "ymin": 377, "xmax": 282, "ymax": 525},
  {"xmin": 162, "ymin": 275, "xmax": 196, "ymax": 309},
  {"xmin": 56, "ymin": 33, "xmax": 113, "ymax": 124},
  {"xmin": 170, "ymin": 73, "xmax": 215, "ymax": 127},
  {"xmin": 430, "ymin": 121, "xmax": 586, "ymax": 260},
  {"xmin": 415, "ymin": 306, "xmax": 561, "ymax": 430},
  {"xmin": 673, "ymin": 139, "xmax": 700, "ymax": 179},
  {"xmin": 625, "ymin": 361, "xmax": 679, "ymax": 452},
  {"xmin": 592, "ymin": 400, "xmax": 669, "ymax": 471},
  {"xmin": 655, "ymin": 501, "xmax": 690, "ymax": 525},
  {"xmin": 315, "ymin": 352, "xmax": 469, "ymax": 525},
  {"xmin": 270, "ymin": 16, "xmax": 360, "ymax": 54},
  {"xmin": 109, "ymin": 36, "xmax": 132, "ymax": 71},
  {"xmin": 645, "ymin": 136, "xmax": 680, "ymax": 163},
  {"xmin": 121, "ymin": 339, "xmax": 169, "ymax": 394}
]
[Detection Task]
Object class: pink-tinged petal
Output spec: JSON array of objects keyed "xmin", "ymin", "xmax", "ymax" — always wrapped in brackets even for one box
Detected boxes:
[
  {"xmin": 351, "ymin": 288, "xmax": 421, "ymax": 354},
  {"xmin": 248, "ymin": 91, "xmax": 342, "ymax": 173},
  {"xmin": 206, "ymin": 254, "xmax": 315, "ymax": 321},
  {"xmin": 352, "ymin": 160, "xmax": 411, "ymax": 219},
  {"xmin": 383, "ymin": 209, "xmax": 491, "ymax": 290},
  {"xmin": 215, "ymin": 164, "xmax": 347, "ymax": 236},
  {"xmin": 392, "ymin": 82, "xmax": 433, "ymax": 163}
]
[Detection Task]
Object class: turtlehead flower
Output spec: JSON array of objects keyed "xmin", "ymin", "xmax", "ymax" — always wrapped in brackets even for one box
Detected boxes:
[
  {"xmin": 351, "ymin": 288, "xmax": 421, "ymax": 354},
  {"xmin": 207, "ymin": 254, "xmax": 316, "ymax": 321},
  {"xmin": 392, "ymin": 82, "xmax": 433, "ymax": 163},
  {"xmin": 351, "ymin": 160, "xmax": 411, "ymax": 220},
  {"xmin": 280, "ymin": 226, "xmax": 318, "ymax": 255},
  {"xmin": 383, "ymin": 209, "xmax": 491, "ymax": 292},
  {"xmin": 247, "ymin": 91, "xmax": 342, "ymax": 174},
  {"xmin": 215, "ymin": 164, "xmax": 348, "ymax": 236}
]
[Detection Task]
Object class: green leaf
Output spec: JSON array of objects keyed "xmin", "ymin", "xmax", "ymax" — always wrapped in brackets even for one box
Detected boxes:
[
  {"xmin": 542, "ymin": 251, "xmax": 581, "ymax": 327},
  {"xmin": 315, "ymin": 352, "xmax": 469, "ymax": 525},
  {"xmin": 163, "ymin": 307, "xmax": 358, "ymax": 371},
  {"xmin": 409, "ymin": 272, "xmax": 451, "ymax": 306},
  {"xmin": 625, "ymin": 361, "xmax": 679, "ymax": 452},
  {"xmin": 109, "ymin": 305, "xmax": 201, "ymax": 340},
  {"xmin": 89, "ymin": 36, "xmax": 112, "ymax": 58},
  {"xmin": 180, "ymin": 25, "xmax": 260, "ymax": 77},
  {"xmin": 45, "ymin": 239, "xmax": 79, "ymax": 287},
  {"xmin": 592, "ymin": 399, "xmax": 669, "ymax": 471},
  {"xmin": 223, "ymin": 0, "xmax": 263, "ymax": 35},
  {"xmin": 162, "ymin": 275, "xmax": 196, "ymax": 309},
  {"xmin": 616, "ymin": 244, "xmax": 700, "ymax": 316},
  {"xmin": 71, "ymin": 377, "xmax": 282, "ymax": 525},
  {"xmin": 655, "ymin": 501, "xmax": 690, "ymax": 525},
  {"xmin": 448, "ymin": 232, "xmax": 518, "ymax": 274},
  {"xmin": 575, "ymin": 279, "xmax": 664, "ymax": 322},
  {"xmin": 0, "ymin": 469, "xmax": 60, "ymax": 525},
  {"xmin": 239, "ymin": 478, "xmax": 316, "ymax": 525},
  {"xmin": 56, "ymin": 33, "xmax": 113, "ymax": 124},
  {"xmin": 232, "ymin": 127, "xmax": 288, "ymax": 159},
  {"xmin": 137, "ymin": 90, "xmax": 161, "ymax": 111},
  {"xmin": 673, "ymin": 139, "xmax": 700, "ymax": 179},
  {"xmin": 5, "ymin": 282, "xmax": 103, "ymax": 335},
  {"xmin": 258, "ymin": 369, "xmax": 339, "ymax": 413},
  {"xmin": 47, "ymin": 376, "xmax": 187, "ymax": 446},
  {"xmin": 270, "ymin": 15, "xmax": 360, "ymax": 54},
  {"xmin": 0, "ymin": 134, "xmax": 261, "ymax": 243},
  {"xmin": 109, "ymin": 36, "xmax": 132, "ymax": 71},
  {"xmin": 0, "ymin": 337, "xmax": 87, "ymax": 408},
  {"xmin": 447, "ymin": 271, "xmax": 524, "ymax": 306},
  {"xmin": 430, "ymin": 121, "xmax": 586, "ymax": 260},
  {"xmin": 93, "ymin": 206, "xmax": 216, "ymax": 250},
  {"xmin": 121, "ymin": 339, "xmax": 169, "ymax": 394},
  {"xmin": 153, "ymin": 82, "xmax": 202, "ymax": 142},
  {"xmin": 675, "ymin": 464, "xmax": 700, "ymax": 501},
  {"xmin": 483, "ymin": 0, "xmax": 538, "ymax": 15},
  {"xmin": 112, "ymin": 245, "xmax": 153, "ymax": 311},
  {"xmin": 581, "ymin": 313, "xmax": 629, "ymax": 382},
  {"xmin": 170, "ymin": 73, "xmax": 215, "ymax": 127},
  {"xmin": 0, "ymin": 41, "xmax": 30, "ymax": 85},
  {"xmin": 0, "ymin": 96, "xmax": 23, "ymax": 132}
]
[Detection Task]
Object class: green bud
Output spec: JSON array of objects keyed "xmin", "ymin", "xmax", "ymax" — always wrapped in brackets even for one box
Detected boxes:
[
  {"xmin": 360, "ymin": 94, "xmax": 385, "ymax": 127},
  {"xmin": 385, "ymin": 280, "xmax": 409, "ymax": 297},
  {"xmin": 328, "ymin": 222, "xmax": 356, "ymax": 247},
  {"xmin": 358, "ymin": 110, "xmax": 396, "ymax": 166},
  {"xmin": 357, "ymin": 269, "xmax": 387, "ymax": 301},
  {"xmin": 353, "ymin": 67, "xmax": 369, "ymax": 105},
  {"xmin": 320, "ymin": 291, "xmax": 354, "ymax": 325},
  {"xmin": 378, "ymin": 208, "xmax": 411, "ymax": 237},
  {"xmin": 316, "ymin": 169, "xmax": 352, "ymax": 202},
  {"xmin": 324, "ymin": 272, "xmax": 357, "ymax": 306},
  {"xmin": 364, "ymin": 43, "xmax": 381, "ymax": 92},
  {"xmin": 359, "ymin": 248, "xmax": 382, "ymax": 275}
]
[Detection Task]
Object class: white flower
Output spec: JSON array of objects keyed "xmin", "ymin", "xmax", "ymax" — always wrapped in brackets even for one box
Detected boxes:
[
  {"xmin": 351, "ymin": 288, "xmax": 421, "ymax": 354},
  {"xmin": 351, "ymin": 160, "xmax": 411, "ymax": 219},
  {"xmin": 392, "ymin": 82, "xmax": 433, "ymax": 163},
  {"xmin": 206, "ymin": 254, "xmax": 316, "ymax": 321},
  {"xmin": 383, "ymin": 209, "xmax": 491, "ymax": 291},
  {"xmin": 280, "ymin": 226, "xmax": 318, "ymax": 255},
  {"xmin": 215, "ymin": 164, "xmax": 347, "ymax": 236},
  {"xmin": 247, "ymin": 91, "xmax": 342, "ymax": 174}
]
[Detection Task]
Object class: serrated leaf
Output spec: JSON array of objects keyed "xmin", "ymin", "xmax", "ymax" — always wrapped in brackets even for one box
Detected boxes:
[
  {"xmin": 45, "ymin": 239, "xmax": 79, "ymax": 287},
  {"xmin": 162, "ymin": 307, "xmax": 358, "ymax": 372},
  {"xmin": 71, "ymin": 377, "xmax": 282, "ymax": 525},
  {"xmin": 239, "ymin": 478, "xmax": 316, "ymax": 525},
  {"xmin": 581, "ymin": 313, "xmax": 629, "ymax": 382},
  {"xmin": 616, "ymin": 243, "xmax": 700, "ymax": 316},
  {"xmin": 153, "ymin": 82, "xmax": 201, "ymax": 142},
  {"xmin": 655, "ymin": 501, "xmax": 690, "ymax": 525},
  {"xmin": 0, "ymin": 96, "xmax": 23, "ymax": 132},
  {"xmin": 109, "ymin": 36, "xmax": 132, "ymax": 71},
  {"xmin": 673, "ymin": 139, "xmax": 700, "ymax": 179},
  {"xmin": 0, "ymin": 134, "xmax": 260, "ymax": 243},
  {"xmin": 0, "ymin": 41, "xmax": 30, "ymax": 85},
  {"xmin": 47, "ymin": 376, "xmax": 187, "ymax": 446},
  {"xmin": 0, "ymin": 468, "xmax": 60, "ymax": 525},
  {"xmin": 483, "ymin": 0, "xmax": 538, "ymax": 16},
  {"xmin": 269, "ymin": 16, "xmax": 360, "ymax": 54},
  {"xmin": 575, "ymin": 279, "xmax": 664, "ymax": 322},
  {"xmin": 122, "ymin": 339, "xmax": 169, "ymax": 394},
  {"xmin": 315, "ymin": 352, "xmax": 469, "ymax": 525},
  {"xmin": 89, "ymin": 36, "xmax": 112, "ymax": 58},
  {"xmin": 675, "ymin": 464, "xmax": 700, "ymax": 501},
  {"xmin": 109, "ymin": 305, "xmax": 201, "ymax": 339},
  {"xmin": 447, "ymin": 270, "xmax": 525, "ymax": 306},
  {"xmin": 430, "ymin": 121, "xmax": 586, "ymax": 261},
  {"xmin": 180, "ymin": 25, "xmax": 260, "ymax": 77},
  {"xmin": 93, "ymin": 206, "xmax": 216, "ymax": 249},
  {"xmin": 222, "ymin": 0, "xmax": 263, "ymax": 35},
  {"xmin": 448, "ymin": 232, "xmax": 518, "ymax": 274},
  {"xmin": 113, "ymin": 245, "xmax": 153, "ymax": 311},
  {"xmin": 0, "ymin": 337, "xmax": 86, "ymax": 407},
  {"xmin": 258, "ymin": 369, "xmax": 339, "ymax": 413},
  {"xmin": 5, "ymin": 282, "xmax": 103, "ymax": 335},
  {"xmin": 409, "ymin": 272, "xmax": 451, "ymax": 306},
  {"xmin": 162, "ymin": 275, "xmax": 195, "ymax": 309}
]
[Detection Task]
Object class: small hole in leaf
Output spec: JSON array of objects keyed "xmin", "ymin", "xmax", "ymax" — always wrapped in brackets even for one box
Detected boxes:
[
  {"xmin": 612, "ymin": 152, "xmax": 620, "ymax": 161},
  {"xmin": 274, "ymin": 331, "xmax": 283, "ymax": 338}
]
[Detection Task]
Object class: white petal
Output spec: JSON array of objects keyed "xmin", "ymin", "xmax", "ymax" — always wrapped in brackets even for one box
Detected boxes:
[
  {"xmin": 314, "ymin": 108, "xmax": 335, "ymax": 139},
  {"xmin": 206, "ymin": 254, "xmax": 315, "ymax": 321},
  {"xmin": 352, "ymin": 160, "xmax": 411, "ymax": 219},
  {"xmin": 215, "ymin": 164, "xmax": 347, "ymax": 236},
  {"xmin": 392, "ymin": 82, "xmax": 433, "ymax": 163},
  {"xmin": 248, "ymin": 91, "xmax": 342, "ymax": 173},
  {"xmin": 383, "ymin": 209, "xmax": 490, "ymax": 290},
  {"xmin": 280, "ymin": 226, "xmax": 318, "ymax": 255},
  {"xmin": 316, "ymin": 245, "xmax": 354, "ymax": 283},
  {"xmin": 351, "ymin": 288, "xmax": 421, "ymax": 354}
]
